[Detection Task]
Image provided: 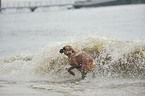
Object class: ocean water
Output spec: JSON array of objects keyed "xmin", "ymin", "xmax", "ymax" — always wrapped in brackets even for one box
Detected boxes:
[{"xmin": 0, "ymin": 4, "xmax": 145, "ymax": 96}]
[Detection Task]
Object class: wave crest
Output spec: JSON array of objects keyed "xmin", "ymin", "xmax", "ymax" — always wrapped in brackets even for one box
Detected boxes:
[{"xmin": 0, "ymin": 36, "xmax": 145, "ymax": 79}]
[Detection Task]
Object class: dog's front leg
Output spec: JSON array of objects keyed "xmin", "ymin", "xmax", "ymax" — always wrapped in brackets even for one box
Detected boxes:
[{"xmin": 67, "ymin": 67, "xmax": 75, "ymax": 76}]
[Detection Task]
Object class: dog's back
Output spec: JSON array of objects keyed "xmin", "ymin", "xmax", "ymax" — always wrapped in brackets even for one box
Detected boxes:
[{"xmin": 76, "ymin": 52, "xmax": 94, "ymax": 71}]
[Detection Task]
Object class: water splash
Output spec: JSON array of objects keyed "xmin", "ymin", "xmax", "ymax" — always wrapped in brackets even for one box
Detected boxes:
[{"xmin": 0, "ymin": 36, "xmax": 145, "ymax": 80}]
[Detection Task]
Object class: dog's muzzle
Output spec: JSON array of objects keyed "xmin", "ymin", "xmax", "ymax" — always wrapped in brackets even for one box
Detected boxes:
[{"xmin": 59, "ymin": 49, "xmax": 64, "ymax": 54}]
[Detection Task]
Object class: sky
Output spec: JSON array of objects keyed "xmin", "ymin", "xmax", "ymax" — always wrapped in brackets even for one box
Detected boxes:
[
  {"xmin": 3, "ymin": 0, "xmax": 54, "ymax": 2},
  {"xmin": 2, "ymin": 0, "xmax": 77, "ymax": 7}
]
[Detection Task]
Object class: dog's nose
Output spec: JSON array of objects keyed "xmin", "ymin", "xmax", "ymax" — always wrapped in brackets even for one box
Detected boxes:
[{"xmin": 59, "ymin": 49, "xmax": 64, "ymax": 54}]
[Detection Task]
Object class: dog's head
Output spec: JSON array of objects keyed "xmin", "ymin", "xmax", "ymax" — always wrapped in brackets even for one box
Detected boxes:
[{"xmin": 59, "ymin": 45, "xmax": 75, "ymax": 56}]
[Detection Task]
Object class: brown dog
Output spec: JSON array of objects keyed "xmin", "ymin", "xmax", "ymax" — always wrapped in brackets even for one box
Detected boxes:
[{"xmin": 59, "ymin": 45, "xmax": 95, "ymax": 79}]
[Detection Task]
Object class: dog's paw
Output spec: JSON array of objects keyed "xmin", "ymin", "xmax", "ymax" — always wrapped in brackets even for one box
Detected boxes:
[{"xmin": 70, "ymin": 71, "xmax": 75, "ymax": 76}]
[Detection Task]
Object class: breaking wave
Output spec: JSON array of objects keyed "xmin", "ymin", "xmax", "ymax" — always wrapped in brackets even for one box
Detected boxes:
[{"xmin": 0, "ymin": 36, "xmax": 145, "ymax": 80}]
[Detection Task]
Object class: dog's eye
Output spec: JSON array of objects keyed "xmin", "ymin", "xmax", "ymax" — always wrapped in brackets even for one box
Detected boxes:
[{"xmin": 63, "ymin": 47, "xmax": 66, "ymax": 51}]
